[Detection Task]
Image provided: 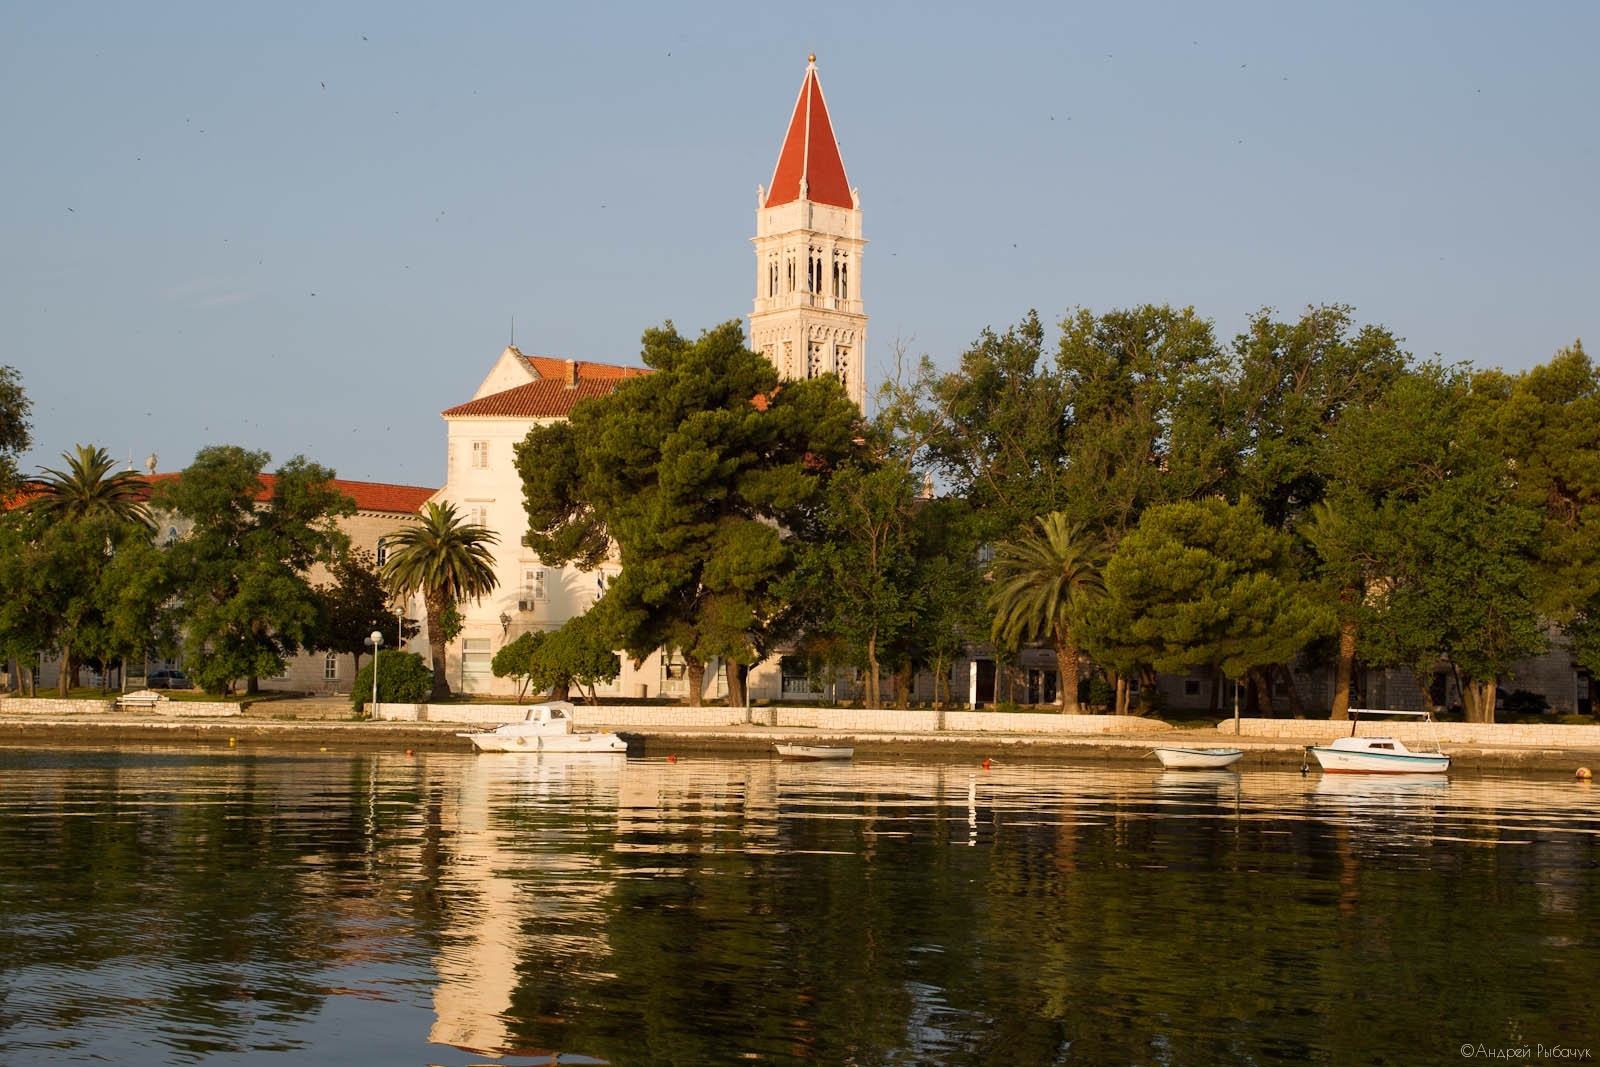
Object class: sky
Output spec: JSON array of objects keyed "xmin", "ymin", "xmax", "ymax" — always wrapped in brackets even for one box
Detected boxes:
[{"xmin": 4, "ymin": 1, "xmax": 1597, "ymax": 490}]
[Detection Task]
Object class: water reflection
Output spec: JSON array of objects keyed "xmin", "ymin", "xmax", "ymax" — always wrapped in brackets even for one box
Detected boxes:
[{"xmin": 0, "ymin": 748, "xmax": 1596, "ymax": 1065}]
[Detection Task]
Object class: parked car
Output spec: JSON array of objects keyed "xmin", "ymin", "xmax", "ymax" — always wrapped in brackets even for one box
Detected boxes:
[{"xmin": 146, "ymin": 669, "xmax": 193, "ymax": 690}]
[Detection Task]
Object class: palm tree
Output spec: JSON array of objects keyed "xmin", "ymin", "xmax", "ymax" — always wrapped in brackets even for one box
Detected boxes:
[
  {"xmin": 29, "ymin": 445, "xmax": 153, "ymax": 528},
  {"xmin": 988, "ymin": 512, "xmax": 1106, "ymax": 713},
  {"xmin": 380, "ymin": 501, "xmax": 499, "ymax": 700}
]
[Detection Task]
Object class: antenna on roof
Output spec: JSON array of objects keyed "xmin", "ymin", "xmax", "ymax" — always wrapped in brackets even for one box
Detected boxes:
[{"xmin": 510, "ymin": 313, "xmax": 515, "ymax": 347}]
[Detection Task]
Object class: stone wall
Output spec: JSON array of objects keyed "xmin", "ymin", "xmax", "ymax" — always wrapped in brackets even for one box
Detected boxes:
[
  {"xmin": 374, "ymin": 701, "xmax": 1171, "ymax": 735},
  {"xmin": 1223, "ymin": 716, "xmax": 1600, "ymax": 748},
  {"xmin": 0, "ymin": 696, "xmax": 241, "ymax": 717}
]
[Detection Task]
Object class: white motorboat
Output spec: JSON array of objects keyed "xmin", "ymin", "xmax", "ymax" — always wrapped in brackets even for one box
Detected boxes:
[
  {"xmin": 457, "ymin": 701, "xmax": 628, "ymax": 754},
  {"xmin": 775, "ymin": 743, "xmax": 854, "ymax": 761},
  {"xmin": 1307, "ymin": 709, "xmax": 1449, "ymax": 774},
  {"xmin": 1151, "ymin": 746, "xmax": 1244, "ymax": 770}
]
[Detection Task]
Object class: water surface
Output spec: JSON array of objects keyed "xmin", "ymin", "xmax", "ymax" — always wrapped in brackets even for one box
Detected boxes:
[{"xmin": 0, "ymin": 748, "xmax": 1595, "ymax": 1065}]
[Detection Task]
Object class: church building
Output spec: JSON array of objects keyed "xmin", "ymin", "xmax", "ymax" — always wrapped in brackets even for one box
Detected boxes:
[{"xmin": 428, "ymin": 56, "xmax": 867, "ymax": 699}]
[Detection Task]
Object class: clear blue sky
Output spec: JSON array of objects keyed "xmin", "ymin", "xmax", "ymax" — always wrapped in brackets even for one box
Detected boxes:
[{"xmin": 4, "ymin": 1, "xmax": 1596, "ymax": 488}]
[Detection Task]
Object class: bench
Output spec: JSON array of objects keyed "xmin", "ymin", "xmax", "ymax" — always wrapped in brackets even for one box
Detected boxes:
[{"xmin": 115, "ymin": 690, "xmax": 169, "ymax": 710}]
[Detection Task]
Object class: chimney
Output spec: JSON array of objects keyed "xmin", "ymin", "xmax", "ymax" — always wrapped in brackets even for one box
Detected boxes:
[{"xmin": 565, "ymin": 359, "xmax": 579, "ymax": 388}]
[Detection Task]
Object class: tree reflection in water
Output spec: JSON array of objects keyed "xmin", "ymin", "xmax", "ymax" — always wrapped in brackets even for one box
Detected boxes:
[{"xmin": 0, "ymin": 749, "xmax": 1596, "ymax": 1065}]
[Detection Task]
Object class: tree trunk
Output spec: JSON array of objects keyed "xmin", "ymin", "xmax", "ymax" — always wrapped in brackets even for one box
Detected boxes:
[
  {"xmin": 1114, "ymin": 673, "xmax": 1130, "ymax": 716},
  {"xmin": 893, "ymin": 662, "xmax": 913, "ymax": 708},
  {"xmin": 865, "ymin": 634, "xmax": 880, "ymax": 708},
  {"xmin": 425, "ymin": 591, "xmax": 452, "ymax": 700},
  {"xmin": 1054, "ymin": 632, "xmax": 1083, "ymax": 714},
  {"xmin": 1137, "ymin": 666, "xmax": 1157, "ymax": 716},
  {"xmin": 1462, "ymin": 678, "xmax": 1497, "ymax": 723},
  {"xmin": 57, "ymin": 643, "xmax": 73, "ymax": 697},
  {"xmin": 727, "ymin": 662, "xmax": 747, "ymax": 710},
  {"xmin": 685, "ymin": 656, "xmax": 706, "ymax": 706},
  {"xmin": 1330, "ymin": 616, "xmax": 1357, "ymax": 721},
  {"xmin": 1277, "ymin": 663, "xmax": 1306, "ymax": 719},
  {"xmin": 1249, "ymin": 666, "xmax": 1274, "ymax": 717}
]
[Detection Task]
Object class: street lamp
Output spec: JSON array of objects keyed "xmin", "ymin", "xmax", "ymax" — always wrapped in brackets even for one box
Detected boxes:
[
  {"xmin": 368, "ymin": 630, "xmax": 384, "ymax": 713},
  {"xmin": 499, "ymin": 611, "xmax": 511, "ymax": 639}
]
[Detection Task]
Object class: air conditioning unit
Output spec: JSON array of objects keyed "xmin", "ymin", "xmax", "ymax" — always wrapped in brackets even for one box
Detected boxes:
[{"xmin": 517, "ymin": 599, "xmax": 536, "ymax": 612}]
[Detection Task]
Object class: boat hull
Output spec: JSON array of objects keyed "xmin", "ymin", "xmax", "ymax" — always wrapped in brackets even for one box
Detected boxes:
[
  {"xmin": 775, "ymin": 744, "xmax": 853, "ymax": 761},
  {"xmin": 460, "ymin": 732, "xmax": 627, "ymax": 754},
  {"xmin": 1309, "ymin": 747, "xmax": 1449, "ymax": 774},
  {"xmin": 1152, "ymin": 747, "xmax": 1244, "ymax": 770}
]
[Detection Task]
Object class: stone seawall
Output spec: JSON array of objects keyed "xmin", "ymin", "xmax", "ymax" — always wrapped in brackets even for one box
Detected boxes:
[
  {"xmin": 1223, "ymin": 716, "xmax": 1600, "ymax": 748},
  {"xmin": 375, "ymin": 702, "xmax": 1172, "ymax": 735},
  {"xmin": 0, "ymin": 696, "xmax": 241, "ymax": 717}
]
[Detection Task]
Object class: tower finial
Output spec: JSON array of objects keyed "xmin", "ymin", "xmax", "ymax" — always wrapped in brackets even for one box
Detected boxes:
[{"xmin": 808, "ymin": 52, "xmax": 816, "ymax": 64}]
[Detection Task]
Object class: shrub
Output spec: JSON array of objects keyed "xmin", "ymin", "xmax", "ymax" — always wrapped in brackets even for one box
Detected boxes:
[
  {"xmin": 351, "ymin": 651, "xmax": 433, "ymax": 715},
  {"xmin": 1499, "ymin": 689, "xmax": 1550, "ymax": 719}
]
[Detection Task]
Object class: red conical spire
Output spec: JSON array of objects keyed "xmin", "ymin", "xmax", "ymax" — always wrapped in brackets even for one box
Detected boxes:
[{"xmin": 764, "ymin": 55, "xmax": 853, "ymax": 210}]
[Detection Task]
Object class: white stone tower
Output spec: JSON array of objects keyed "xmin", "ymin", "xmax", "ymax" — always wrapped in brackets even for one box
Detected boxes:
[{"xmin": 750, "ymin": 55, "xmax": 868, "ymax": 410}]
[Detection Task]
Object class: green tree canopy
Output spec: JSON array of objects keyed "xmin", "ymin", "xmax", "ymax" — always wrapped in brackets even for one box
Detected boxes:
[
  {"xmin": 1317, "ymin": 364, "xmax": 1546, "ymax": 722},
  {"xmin": 518, "ymin": 319, "xmax": 862, "ymax": 706},
  {"xmin": 157, "ymin": 447, "xmax": 352, "ymax": 694},
  {"xmin": 312, "ymin": 547, "xmax": 412, "ymax": 678},
  {"xmin": 380, "ymin": 501, "xmax": 499, "ymax": 700},
  {"xmin": 1221, "ymin": 304, "xmax": 1410, "ymax": 530},
  {"xmin": 0, "ymin": 507, "xmax": 165, "ymax": 695},
  {"xmin": 1083, "ymin": 499, "xmax": 1333, "ymax": 695},
  {"xmin": 0, "ymin": 365, "xmax": 31, "ymax": 497}
]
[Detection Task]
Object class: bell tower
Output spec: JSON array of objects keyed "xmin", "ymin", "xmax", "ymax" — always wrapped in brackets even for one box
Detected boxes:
[{"xmin": 750, "ymin": 55, "xmax": 867, "ymax": 410}]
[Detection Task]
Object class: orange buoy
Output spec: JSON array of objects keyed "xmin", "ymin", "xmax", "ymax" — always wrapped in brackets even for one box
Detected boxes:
[
  {"xmin": 1578, "ymin": 766, "xmax": 1593, "ymax": 780},
  {"xmin": 405, "ymin": 749, "xmax": 414, "ymax": 756},
  {"xmin": 667, "ymin": 753, "xmax": 677, "ymax": 763},
  {"xmin": 982, "ymin": 758, "xmax": 992, "ymax": 770}
]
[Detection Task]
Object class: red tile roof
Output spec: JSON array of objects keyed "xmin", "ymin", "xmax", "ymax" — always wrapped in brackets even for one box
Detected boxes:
[
  {"xmin": 765, "ymin": 56, "xmax": 853, "ymax": 210},
  {"xmin": 143, "ymin": 471, "xmax": 434, "ymax": 515},
  {"xmin": 441, "ymin": 378, "xmax": 631, "ymax": 419},
  {"xmin": 524, "ymin": 355, "xmax": 649, "ymax": 381}
]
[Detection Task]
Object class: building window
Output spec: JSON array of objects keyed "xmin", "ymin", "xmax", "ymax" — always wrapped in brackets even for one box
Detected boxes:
[
  {"xmin": 519, "ymin": 567, "xmax": 546, "ymax": 611},
  {"xmin": 780, "ymin": 656, "xmax": 817, "ymax": 695},
  {"xmin": 375, "ymin": 537, "xmax": 387, "ymax": 566},
  {"xmin": 1184, "ymin": 679, "xmax": 1201, "ymax": 696},
  {"xmin": 463, "ymin": 638, "xmax": 492, "ymax": 681},
  {"xmin": 471, "ymin": 441, "xmax": 490, "ymax": 469},
  {"xmin": 325, "ymin": 652, "xmax": 339, "ymax": 680},
  {"xmin": 469, "ymin": 505, "xmax": 488, "ymax": 529}
]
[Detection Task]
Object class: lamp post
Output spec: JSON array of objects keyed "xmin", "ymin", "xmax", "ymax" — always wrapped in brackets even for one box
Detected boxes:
[{"xmin": 368, "ymin": 630, "xmax": 384, "ymax": 713}]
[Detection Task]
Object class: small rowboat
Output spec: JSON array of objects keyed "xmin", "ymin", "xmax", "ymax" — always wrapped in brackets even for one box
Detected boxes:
[
  {"xmin": 775, "ymin": 743, "xmax": 854, "ymax": 761},
  {"xmin": 1151, "ymin": 747, "xmax": 1244, "ymax": 770}
]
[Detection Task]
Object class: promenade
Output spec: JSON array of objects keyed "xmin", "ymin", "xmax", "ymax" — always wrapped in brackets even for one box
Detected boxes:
[{"xmin": 2, "ymin": 696, "xmax": 1598, "ymax": 772}]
